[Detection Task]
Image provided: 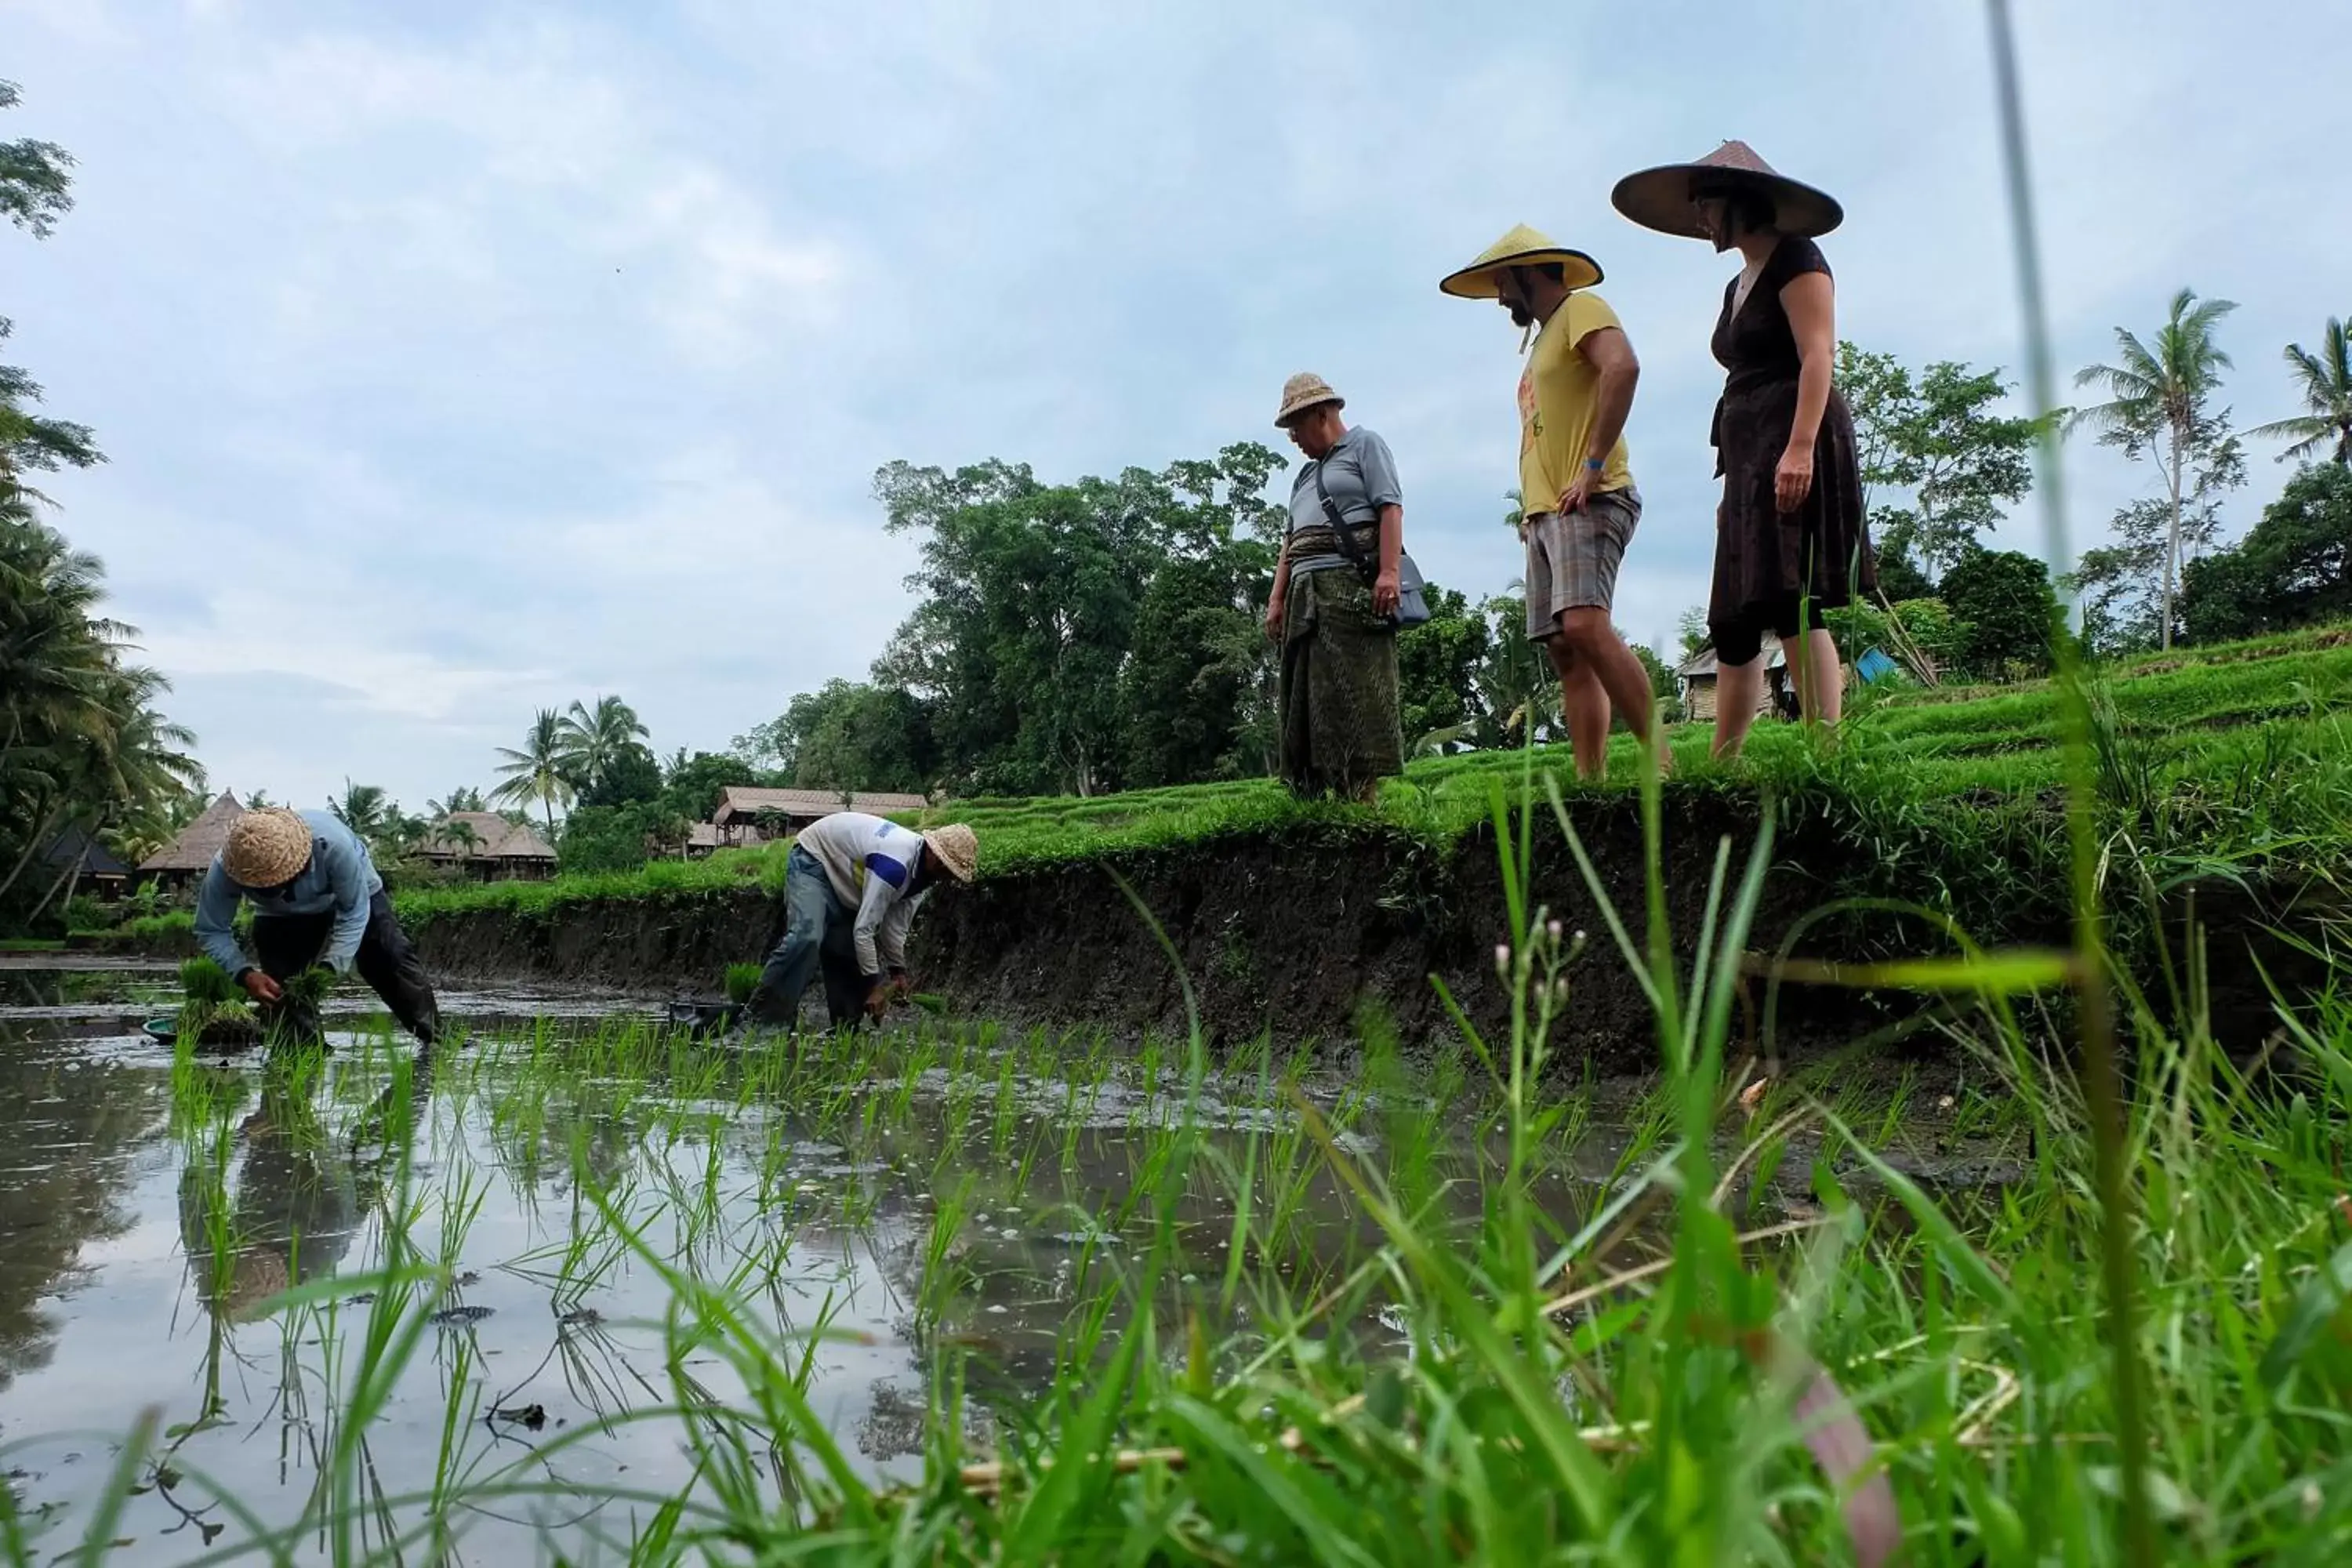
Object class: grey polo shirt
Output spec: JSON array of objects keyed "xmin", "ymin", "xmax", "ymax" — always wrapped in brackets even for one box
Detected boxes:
[{"xmin": 1287, "ymin": 426, "xmax": 1403, "ymax": 575}]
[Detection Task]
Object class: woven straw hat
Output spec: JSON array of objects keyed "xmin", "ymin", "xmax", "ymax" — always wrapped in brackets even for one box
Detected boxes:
[
  {"xmin": 921, "ymin": 824, "xmax": 978, "ymax": 884},
  {"xmin": 1439, "ymin": 224, "xmax": 1604, "ymax": 299},
  {"xmin": 1610, "ymin": 140, "xmax": 1843, "ymax": 240},
  {"xmin": 222, "ymin": 1247, "xmax": 292, "ymax": 1323},
  {"xmin": 223, "ymin": 807, "xmax": 313, "ymax": 888},
  {"xmin": 1274, "ymin": 372, "xmax": 1344, "ymax": 429}
]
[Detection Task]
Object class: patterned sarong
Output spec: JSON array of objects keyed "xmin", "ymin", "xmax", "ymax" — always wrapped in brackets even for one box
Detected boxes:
[{"xmin": 1277, "ymin": 557, "xmax": 1403, "ymax": 797}]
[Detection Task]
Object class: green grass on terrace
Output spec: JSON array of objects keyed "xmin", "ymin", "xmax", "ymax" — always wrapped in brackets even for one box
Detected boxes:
[{"xmin": 373, "ymin": 620, "xmax": 2352, "ymax": 928}]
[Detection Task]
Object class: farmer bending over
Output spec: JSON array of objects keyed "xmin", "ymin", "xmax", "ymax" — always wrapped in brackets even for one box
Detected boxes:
[
  {"xmin": 195, "ymin": 806, "xmax": 440, "ymax": 1046},
  {"xmin": 734, "ymin": 813, "xmax": 977, "ymax": 1036}
]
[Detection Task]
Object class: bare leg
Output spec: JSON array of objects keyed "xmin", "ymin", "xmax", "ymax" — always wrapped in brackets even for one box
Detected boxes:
[
  {"xmin": 1795, "ymin": 627, "xmax": 1844, "ymax": 728},
  {"xmin": 1711, "ymin": 658, "xmax": 1769, "ymax": 760},
  {"xmin": 1543, "ymin": 637, "xmax": 1611, "ymax": 779},
  {"xmin": 1556, "ymin": 608, "xmax": 1663, "ymax": 775}
]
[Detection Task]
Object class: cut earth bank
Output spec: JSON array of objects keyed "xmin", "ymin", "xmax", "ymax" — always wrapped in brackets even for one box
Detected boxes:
[{"xmin": 399, "ymin": 791, "xmax": 2325, "ymax": 1073}]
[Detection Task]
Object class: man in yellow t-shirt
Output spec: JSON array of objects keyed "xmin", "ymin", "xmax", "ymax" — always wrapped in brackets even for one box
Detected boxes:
[{"xmin": 1442, "ymin": 224, "xmax": 1664, "ymax": 779}]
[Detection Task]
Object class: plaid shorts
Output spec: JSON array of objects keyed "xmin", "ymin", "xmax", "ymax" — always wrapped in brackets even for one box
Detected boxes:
[{"xmin": 1523, "ymin": 486, "xmax": 1642, "ymax": 641}]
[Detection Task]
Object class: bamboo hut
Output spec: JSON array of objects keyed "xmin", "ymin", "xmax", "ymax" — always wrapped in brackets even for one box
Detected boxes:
[
  {"xmin": 1675, "ymin": 639, "xmax": 1789, "ymax": 724},
  {"xmin": 416, "ymin": 812, "xmax": 558, "ymax": 881},
  {"xmin": 136, "ymin": 791, "xmax": 245, "ymax": 892},
  {"xmin": 702, "ymin": 786, "xmax": 931, "ymax": 851},
  {"xmin": 40, "ymin": 825, "xmax": 132, "ymax": 898}
]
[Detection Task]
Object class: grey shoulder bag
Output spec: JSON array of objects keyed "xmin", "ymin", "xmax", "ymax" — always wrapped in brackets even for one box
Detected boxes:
[{"xmin": 1313, "ymin": 458, "xmax": 1430, "ymax": 628}]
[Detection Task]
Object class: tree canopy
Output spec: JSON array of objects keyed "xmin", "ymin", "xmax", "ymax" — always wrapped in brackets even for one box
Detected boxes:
[
  {"xmin": 2, "ymin": 82, "xmax": 198, "ymax": 935},
  {"xmin": 2180, "ymin": 464, "xmax": 2352, "ymax": 643},
  {"xmin": 1838, "ymin": 343, "xmax": 2038, "ymax": 583}
]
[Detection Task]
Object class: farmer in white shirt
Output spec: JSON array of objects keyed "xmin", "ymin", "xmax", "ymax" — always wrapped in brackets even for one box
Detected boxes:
[{"xmin": 734, "ymin": 812, "xmax": 977, "ymax": 1035}]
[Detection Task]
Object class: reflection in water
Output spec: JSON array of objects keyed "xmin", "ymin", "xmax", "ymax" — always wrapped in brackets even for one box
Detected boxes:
[
  {"xmin": 0, "ymin": 1037, "xmax": 172, "ymax": 1393},
  {"xmin": 178, "ymin": 1057, "xmax": 365, "ymax": 1324},
  {"xmin": 0, "ymin": 1005, "xmax": 1652, "ymax": 1563}
]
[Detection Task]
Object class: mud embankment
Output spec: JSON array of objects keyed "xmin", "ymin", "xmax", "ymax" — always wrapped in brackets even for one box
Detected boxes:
[{"xmin": 407, "ymin": 797, "xmax": 2092, "ymax": 1068}]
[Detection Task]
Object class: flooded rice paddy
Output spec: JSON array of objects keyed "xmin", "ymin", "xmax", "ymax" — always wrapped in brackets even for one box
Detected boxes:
[{"xmin": 0, "ymin": 964, "xmax": 1998, "ymax": 1563}]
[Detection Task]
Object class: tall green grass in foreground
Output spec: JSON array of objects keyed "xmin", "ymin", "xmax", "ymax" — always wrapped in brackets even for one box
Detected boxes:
[{"xmin": 8, "ymin": 740, "xmax": 2349, "ymax": 1561}]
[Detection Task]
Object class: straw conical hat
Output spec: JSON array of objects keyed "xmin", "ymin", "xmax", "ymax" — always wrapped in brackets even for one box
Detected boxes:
[
  {"xmin": 1274, "ymin": 372, "xmax": 1344, "ymax": 428},
  {"xmin": 921, "ymin": 824, "xmax": 978, "ymax": 884},
  {"xmin": 1610, "ymin": 140, "xmax": 1843, "ymax": 240},
  {"xmin": 222, "ymin": 808, "xmax": 313, "ymax": 888},
  {"xmin": 1439, "ymin": 224, "xmax": 1604, "ymax": 299}
]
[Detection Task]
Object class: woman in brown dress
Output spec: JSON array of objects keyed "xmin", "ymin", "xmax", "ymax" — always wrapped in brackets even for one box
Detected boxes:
[{"xmin": 1613, "ymin": 142, "xmax": 1874, "ymax": 758}]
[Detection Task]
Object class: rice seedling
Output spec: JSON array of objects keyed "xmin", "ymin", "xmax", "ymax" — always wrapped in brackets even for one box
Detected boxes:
[{"xmin": 722, "ymin": 962, "xmax": 764, "ymax": 1006}]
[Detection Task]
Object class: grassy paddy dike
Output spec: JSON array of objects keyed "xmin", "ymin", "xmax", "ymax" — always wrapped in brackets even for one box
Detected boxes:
[
  {"xmin": 335, "ymin": 623, "xmax": 2352, "ymax": 1062},
  {"xmin": 4, "ymin": 622, "xmax": 2350, "ymax": 1560}
]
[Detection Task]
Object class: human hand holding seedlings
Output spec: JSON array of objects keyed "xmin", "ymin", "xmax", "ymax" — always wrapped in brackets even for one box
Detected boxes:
[
  {"xmin": 865, "ymin": 985, "xmax": 891, "ymax": 1022},
  {"xmin": 241, "ymin": 970, "xmax": 283, "ymax": 1004}
]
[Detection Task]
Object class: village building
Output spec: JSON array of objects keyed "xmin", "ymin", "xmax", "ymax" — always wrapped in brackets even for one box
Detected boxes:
[
  {"xmin": 416, "ymin": 811, "xmax": 558, "ymax": 881},
  {"xmin": 694, "ymin": 786, "xmax": 931, "ymax": 855},
  {"xmin": 34, "ymin": 825, "xmax": 132, "ymax": 902},
  {"xmin": 1675, "ymin": 640, "xmax": 1791, "ymax": 724},
  {"xmin": 136, "ymin": 790, "xmax": 245, "ymax": 893},
  {"xmin": 1676, "ymin": 637, "xmax": 1902, "ymax": 722}
]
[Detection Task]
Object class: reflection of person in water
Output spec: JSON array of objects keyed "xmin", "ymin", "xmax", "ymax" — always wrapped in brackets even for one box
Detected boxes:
[{"xmin": 176, "ymin": 1072, "xmax": 360, "ymax": 1323}]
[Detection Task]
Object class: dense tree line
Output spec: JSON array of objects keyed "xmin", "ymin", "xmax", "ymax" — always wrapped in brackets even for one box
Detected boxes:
[
  {"xmin": 2, "ymin": 81, "xmax": 203, "ymax": 935},
  {"xmin": 726, "ymin": 451, "xmax": 1688, "ymax": 798}
]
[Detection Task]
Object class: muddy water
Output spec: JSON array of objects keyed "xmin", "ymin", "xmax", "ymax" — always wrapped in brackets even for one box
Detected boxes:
[
  {"xmin": 0, "ymin": 968, "xmax": 2000, "ymax": 1563},
  {"xmin": 0, "ymin": 973, "xmax": 1605, "ymax": 1563}
]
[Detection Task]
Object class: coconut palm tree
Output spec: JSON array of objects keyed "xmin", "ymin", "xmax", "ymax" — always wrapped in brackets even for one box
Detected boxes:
[
  {"xmin": 18, "ymin": 679, "xmax": 201, "ymax": 924},
  {"xmin": 491, "ymin": 709, "xmax": 575, "ymax": 837},
  {"xmin": 555, "ymin": 695, "xmax": 651, "ymax": 793},
  {"xmin": 2, "ymin": 497, "xmax": 201, "ymax": 915},
  {"xmin": 2, "ymin": 501, "xmax": 125, "ymax": 769},
  {"xmin": 2250, "ymin": 318, "xmax": 2352, "ymax": 468},
  {"xmin": 426, "ymin": 786, "xmax": 485, "ymax": 817},
  {"xmin": 329, "ymin": 781, "xmax": 404, "ymax": 853},
  {"xmin": 2069, "ymin": 288, "xmax": 2239, "ymax": 650},
  {"xmin": 438, "ymin": 817, "xmax": 482, "ymax": 862}
]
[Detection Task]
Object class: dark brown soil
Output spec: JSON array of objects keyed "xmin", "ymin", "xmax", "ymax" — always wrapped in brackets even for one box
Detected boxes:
[{"xmin": 408, "ymin": 796, "xmax": 2009, "ymax": 1071}]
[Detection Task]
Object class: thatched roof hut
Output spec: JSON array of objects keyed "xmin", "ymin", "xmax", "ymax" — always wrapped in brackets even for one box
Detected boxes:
[
  {"xmin": 418, "ymin": 811, "xmax": 557, "ymax": 880},
  {"xmin": 42, "ymin": 824, "xmax": 132, "ymax": 884},
  {"xmin": 709, "ymin": 786, "xmax": 930, "ymax": 838},
  {"xmin": 138, "ymin": 792, "xmax": 245, "ymax": 883}
]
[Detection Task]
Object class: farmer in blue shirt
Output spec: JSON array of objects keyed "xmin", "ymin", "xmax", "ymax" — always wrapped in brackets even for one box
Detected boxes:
[{"xmin": 194, "ymin": 807, "xmax": 440, "ymax": 1045}]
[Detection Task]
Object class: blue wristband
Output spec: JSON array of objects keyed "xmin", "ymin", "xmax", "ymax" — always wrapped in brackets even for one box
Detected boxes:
[{"xmin": 1584, "ymin": 456, "xmax": 1605, "ymax": 472}]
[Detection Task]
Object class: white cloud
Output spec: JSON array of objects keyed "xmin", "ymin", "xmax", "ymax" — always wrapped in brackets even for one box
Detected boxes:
[{"xmin": 5, "ymin": 0, "xmax": 2345, "ymax": 808}]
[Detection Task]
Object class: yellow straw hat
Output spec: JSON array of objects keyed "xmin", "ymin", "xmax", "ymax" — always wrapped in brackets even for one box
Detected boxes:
[
  {"xmin": 921, "ymin": 824, "xmax": 978, "ymax": 884},
  {"xmin": 1274, "ymin": 372, "xmax": 1344, "ymax": 429},
  {"xmin": 1610, "ymin": 140, "xmax": 1843, "ymax": 240},
  {"xmin": 222, "ymin": 807, "xmax": 313, "ymax": 888},
  {"xmin": 1439, "ymin": 224, "xmax": 1604, "ymax": 299}
]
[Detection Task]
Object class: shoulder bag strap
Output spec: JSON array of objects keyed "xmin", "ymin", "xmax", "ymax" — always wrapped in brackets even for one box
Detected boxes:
[{"xmin": 1312, "ymin": 456, "xmax": 1377, "ymax": 583}]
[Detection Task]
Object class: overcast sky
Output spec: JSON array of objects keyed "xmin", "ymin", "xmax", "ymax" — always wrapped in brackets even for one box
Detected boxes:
[{"xmin": 5, "ymin": 0, "xmax": 2344, "ymax": 811}]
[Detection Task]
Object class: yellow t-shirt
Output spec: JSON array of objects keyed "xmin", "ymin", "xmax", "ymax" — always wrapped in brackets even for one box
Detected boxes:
[{"xmin": 1517, "ymin": 291, "xmax": 1635, "ymax": 512}]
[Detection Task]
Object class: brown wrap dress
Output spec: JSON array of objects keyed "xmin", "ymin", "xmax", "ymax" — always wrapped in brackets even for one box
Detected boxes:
[{"xmin": 1707, "ymin": 236, "xmax": 1875, "ymax": 657}]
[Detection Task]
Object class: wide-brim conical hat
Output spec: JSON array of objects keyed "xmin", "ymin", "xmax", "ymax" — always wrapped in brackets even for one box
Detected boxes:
[
  {"xmin": 1439, "ymin": 224, "xmax": 1604, "ymax": 299},
  {"xmin": 1610, "ymin": 140, "xmax": 1843, "ymax": 240}
]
